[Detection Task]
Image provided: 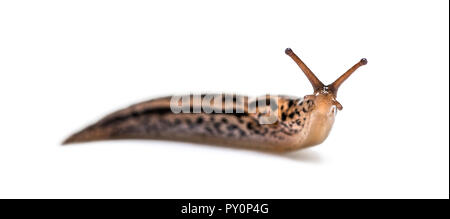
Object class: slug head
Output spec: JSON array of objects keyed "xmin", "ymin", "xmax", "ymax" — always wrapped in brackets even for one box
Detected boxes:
[{"xmin": 285, "ymin": 48, "xmax": 367, "ymax": 111}]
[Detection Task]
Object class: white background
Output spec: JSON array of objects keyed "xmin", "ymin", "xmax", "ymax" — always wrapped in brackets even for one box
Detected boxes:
[{"xmin": 0, "ymin": 0, "xmax": 448, "ymax": 198}]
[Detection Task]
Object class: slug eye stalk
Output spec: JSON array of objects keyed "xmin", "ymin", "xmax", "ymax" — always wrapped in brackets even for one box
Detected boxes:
[
  {"xmin": 285, "ymin": 48, "xmax": 324, "ymax": 93},
  {"xmin": 328, "ymin": 58, "xmax": 367, "ymax": 96},
  {"xmin": 285, "ymin": 48, "xmax": 367, "ymax": 97}
]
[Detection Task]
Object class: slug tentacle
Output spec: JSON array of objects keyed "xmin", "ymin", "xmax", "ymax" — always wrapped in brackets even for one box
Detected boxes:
[
  {"xmin": 329, "ymin": 58, "xmax": 368, "ymax": 96},
  {"xmin": 285, "ymin": 48, "xmax": 324, "ymax": 92}
]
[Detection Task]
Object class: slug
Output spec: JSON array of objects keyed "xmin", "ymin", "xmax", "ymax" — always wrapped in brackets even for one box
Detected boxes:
[{"xmin": 63, "ymin": 48, "xmax": 367, "ymax": 151}]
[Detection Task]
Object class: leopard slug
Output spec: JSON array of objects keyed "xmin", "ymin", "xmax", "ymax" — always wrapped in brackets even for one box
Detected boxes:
[{"xmin": 63, "ymin": 48, "xmax": 367, "ymax": 151}]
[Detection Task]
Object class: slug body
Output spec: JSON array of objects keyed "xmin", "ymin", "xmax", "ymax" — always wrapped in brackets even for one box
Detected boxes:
[{"xmin": 64, "ymin": 48, "xmax": 367, "ymax": 151}]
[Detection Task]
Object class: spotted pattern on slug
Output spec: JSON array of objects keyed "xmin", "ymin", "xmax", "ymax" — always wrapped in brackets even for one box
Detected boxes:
[{"xmin": 64, "ymin": 94, "xmax": 315, "ymax": 151}]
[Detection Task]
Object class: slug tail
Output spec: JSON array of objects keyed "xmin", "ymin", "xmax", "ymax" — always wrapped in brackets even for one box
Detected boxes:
[{"xmin": 62, "ymin": 123, "xmax": 111, "ymax": 145}]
